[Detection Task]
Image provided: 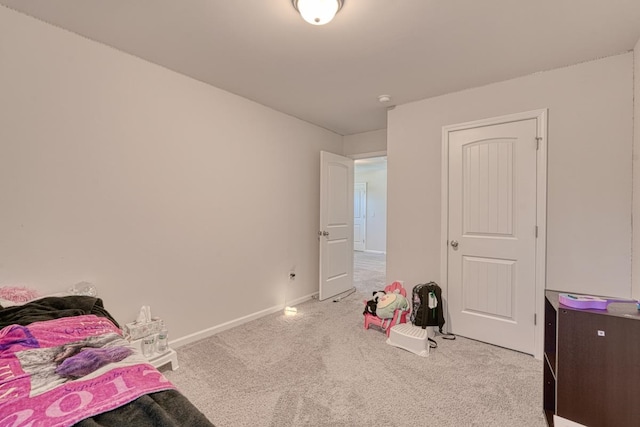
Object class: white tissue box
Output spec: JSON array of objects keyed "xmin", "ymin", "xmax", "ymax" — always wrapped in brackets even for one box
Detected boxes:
[{"xmin": 124, "ymin": 319, "xmax": 162, "ymax": 340}]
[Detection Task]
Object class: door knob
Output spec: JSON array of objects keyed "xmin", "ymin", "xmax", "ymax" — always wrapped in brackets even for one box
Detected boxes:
[
  {"xmin": 450, "ymin": 240, "xmax": 459, "ymax": 248},
  {"xmin": 322, "ymin": 231, "xmax": 329, "ymax": 237}
]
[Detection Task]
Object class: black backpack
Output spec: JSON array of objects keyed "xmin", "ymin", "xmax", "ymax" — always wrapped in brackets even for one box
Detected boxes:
[{"xmin": 411, "ymin": 282, "xmax": 455, "ymax": 340}]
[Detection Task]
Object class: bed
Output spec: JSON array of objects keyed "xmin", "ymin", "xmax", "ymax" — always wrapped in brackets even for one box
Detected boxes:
[{"xmin": 0, "ymin": 295, "xmax": 214, "ymax": 427}]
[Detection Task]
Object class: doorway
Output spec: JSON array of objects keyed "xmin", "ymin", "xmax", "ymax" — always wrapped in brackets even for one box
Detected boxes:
[{"xmin": 353, "ymin": 156, "xmax": 387, "ymax": 294}]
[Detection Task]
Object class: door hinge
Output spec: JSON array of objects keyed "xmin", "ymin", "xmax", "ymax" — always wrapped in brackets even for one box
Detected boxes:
[
  {"xmin": 535, "ymin": 225, "xmax": 538, "ymax": 238},
  {"xmin": 534, "ymin": 313, "xmax": 537, "ymax": 325},
  {"xmin": 535, "ymin": 137, "xmax": 542, "ymax": 150}
]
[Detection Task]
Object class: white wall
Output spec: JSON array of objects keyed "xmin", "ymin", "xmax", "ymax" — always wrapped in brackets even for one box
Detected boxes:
[
  {"xmin": 343, "ymin": 129, "xmax": 387, "ymax": 157},
  {"xmin": 633, "ymin": 39, "xmax": 640, "ymax": 300},
  {"xmin": 0, "ymin": 7, "xmax": 343, "ymax": 342},
  {"xmin": 388, "ymin": 53, "xmax": 634, "ymax": 298},
  {"xmin": 354, "ymin": 167, "xmax": 387, "ymax": 252}
]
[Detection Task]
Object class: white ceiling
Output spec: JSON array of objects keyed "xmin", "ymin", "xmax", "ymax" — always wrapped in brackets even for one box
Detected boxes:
[{"xmin": 3, "ymin": 0, "xmax": 640, "ymax": 136}]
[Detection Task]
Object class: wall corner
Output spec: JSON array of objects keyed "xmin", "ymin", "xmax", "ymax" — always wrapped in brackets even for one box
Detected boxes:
[{"xmin": 632, "ymin": 38, "xmax": 640, "ymax": 299}]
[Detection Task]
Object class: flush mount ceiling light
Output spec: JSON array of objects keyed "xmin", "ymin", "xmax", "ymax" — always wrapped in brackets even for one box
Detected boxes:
[{"xmin": 292, "ymin": 0, "xmax": 344, "ymax": 26}]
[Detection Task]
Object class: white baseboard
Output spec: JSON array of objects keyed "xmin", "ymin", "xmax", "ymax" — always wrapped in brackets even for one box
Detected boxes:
[
  {"xmin": 169, "ymin": 291, "xmax": 318, "ymax": 349},
  {"xmin": 364, "ymin": 250, "xmax": 386, "ymax": 254},
  {"xmin": 286, "ymin": 292, "xmax": 319, "ymax": 306}
]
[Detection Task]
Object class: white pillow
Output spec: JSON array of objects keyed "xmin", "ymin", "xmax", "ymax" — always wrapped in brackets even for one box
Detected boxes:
[{"xmin": 0, "ymin": 291, "xmax": 71, "ymax": 308}]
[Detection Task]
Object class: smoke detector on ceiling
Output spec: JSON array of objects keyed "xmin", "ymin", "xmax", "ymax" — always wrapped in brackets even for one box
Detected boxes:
[{"xmin": 378, "ymin": 95, "xmax": 392, "ymax": 103}]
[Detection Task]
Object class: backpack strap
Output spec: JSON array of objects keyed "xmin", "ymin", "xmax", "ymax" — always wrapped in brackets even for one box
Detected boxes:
[
  {"xmin": 438, "ymin": 327, "xmax": 456, "ymax": 340},
  {"xmin": 420, "ymin": 287, "xmax": 429, "ymax": 329},
  {"xmin": 428, "ymin": 337, "xmax": 438, "ymax": 349}
]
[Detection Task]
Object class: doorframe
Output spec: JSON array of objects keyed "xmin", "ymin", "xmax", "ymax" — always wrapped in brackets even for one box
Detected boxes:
[
  {"xmin": 349, "ymin": 150, "xmax": 387, "ymax": 160},
  {"xmin": 440, "ymin": 109, "xmax": 548, "ymax": 359}
]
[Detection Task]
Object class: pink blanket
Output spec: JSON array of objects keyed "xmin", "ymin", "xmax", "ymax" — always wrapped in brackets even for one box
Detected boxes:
[{"xmin": 0, "ymin": 315, "xmax": 175, "ymax": 427}]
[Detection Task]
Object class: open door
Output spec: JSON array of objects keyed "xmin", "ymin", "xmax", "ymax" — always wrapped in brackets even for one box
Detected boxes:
[{"xmin": 319, "ymin": 151, "xmax": 354, "ymax": 301}]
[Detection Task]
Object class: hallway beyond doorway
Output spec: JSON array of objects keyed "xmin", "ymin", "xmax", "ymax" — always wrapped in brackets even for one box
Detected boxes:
[{"xmin": 353, "ymin": 251, "xmax": 386, "ymax": 295}]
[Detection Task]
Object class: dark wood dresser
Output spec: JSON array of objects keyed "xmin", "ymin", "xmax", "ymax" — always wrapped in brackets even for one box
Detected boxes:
[{"xmin": 543, "ymin": 290, "xmax": 640, "ymax": 426}]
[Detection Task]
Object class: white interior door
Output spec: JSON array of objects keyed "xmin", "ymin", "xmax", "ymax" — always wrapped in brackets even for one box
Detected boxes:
[
  {"xmin": 353, "ymin": 183, "xmax": 367, "ymax": 251},
  {"xmin": 447, "ymin": 118, "xmax": 538, "ymax": 354},
  {"xmin": 319, "ymin": 151, "xmax": 354, "ymax": 301}
]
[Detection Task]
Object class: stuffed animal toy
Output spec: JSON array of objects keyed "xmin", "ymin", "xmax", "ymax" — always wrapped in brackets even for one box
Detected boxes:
[
  {"xmin": 363, "ymin": 291, "xmax": 386, "ymax": 316},
  {"xmin": 375, "ymin": 290, "xmax": 409, "ymax": 319},
  {"xmin": 56, "ymin": 346, "xmax": 133, "ymax": 378}
]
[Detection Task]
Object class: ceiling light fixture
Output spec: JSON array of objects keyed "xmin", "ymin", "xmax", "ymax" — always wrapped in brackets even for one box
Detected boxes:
[{"xmin": 292, "ymin": 0, "xmax": 343, "ymax": 26}]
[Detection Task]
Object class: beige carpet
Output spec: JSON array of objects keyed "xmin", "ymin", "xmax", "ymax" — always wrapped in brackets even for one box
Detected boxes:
[{"xmin": 163, "ymin": 285, "xmax": 545, "ymax": 427}]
